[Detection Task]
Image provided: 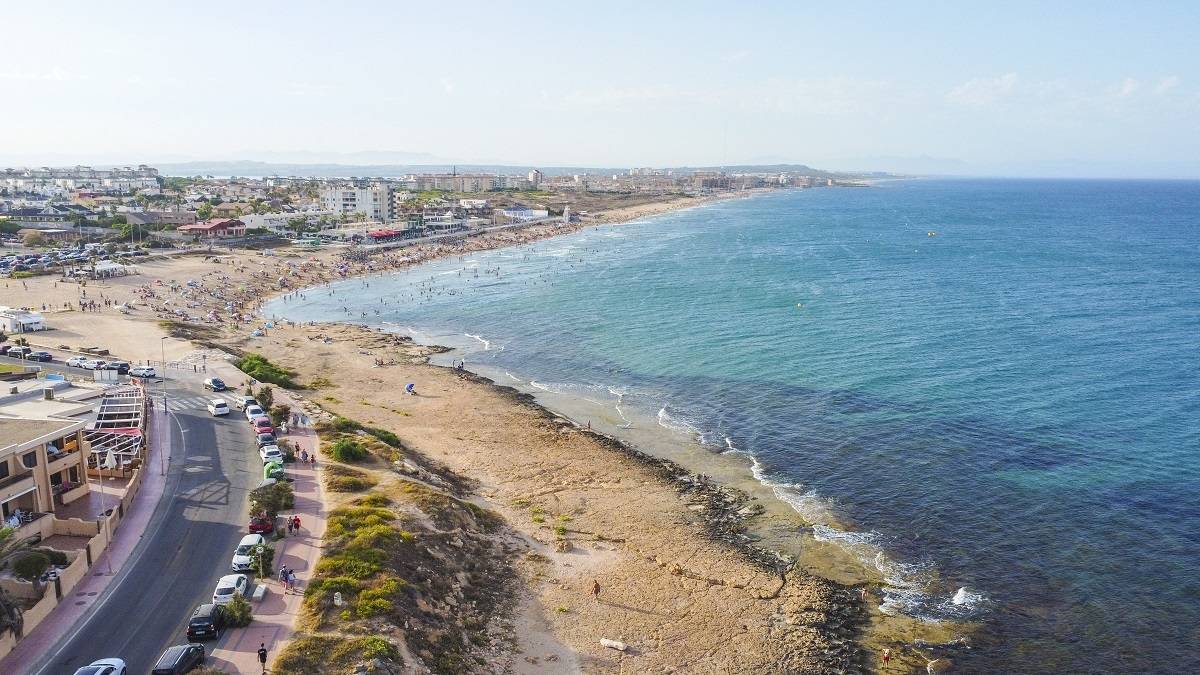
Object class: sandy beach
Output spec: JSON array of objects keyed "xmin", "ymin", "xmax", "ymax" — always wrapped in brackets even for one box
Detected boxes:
[{"xmin": 0, "ymin": 190, "xmax": 946, "ymax": 673}]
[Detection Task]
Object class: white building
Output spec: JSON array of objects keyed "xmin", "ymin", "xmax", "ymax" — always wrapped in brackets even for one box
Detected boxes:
[
  {"xmin": 0, "ymin": 307, "xmax": 46, "ymax": 333},
  {"xmin": 321, "ymin": 186, "xmax": 392, "ymax": 222}
]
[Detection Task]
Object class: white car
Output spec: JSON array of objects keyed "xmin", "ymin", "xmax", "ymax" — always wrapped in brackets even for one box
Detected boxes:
[
  {"xmin": 81, "ymin": 359, "xmax": 106, "ymax": 370},
  {"xmin": 212, "ymin": 574, "xmax": 249, "ymax": 605},
  {"xmin": 129, "ymin": 366, "xmax": 157, "ymax": 378},
  {"xmin": 72, "ymin": 658, "xmax": 127, "ymax": 675},
  {"xmin": 259, "ymin": 445, "xmax": 283, "ymax": 464},
  {"xmin": 244, "ymin": 405, "xmax": 266, "ymax": 421},
  {"xmin": 66, "ymin": 356, "xmax": 89, "ymax": 368},
  {"xmin": 207, "ymin": 399, "xmax": 230, "ymax": 416},
  {"xmin": 231, "ymin": 533, "xmax": 265, "ymax": 572}
]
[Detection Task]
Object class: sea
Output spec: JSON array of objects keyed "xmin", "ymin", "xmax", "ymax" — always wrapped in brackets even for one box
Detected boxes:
[{"xmin": 264, "ymin": 179, "xmax": 1200, "ymax": 673}]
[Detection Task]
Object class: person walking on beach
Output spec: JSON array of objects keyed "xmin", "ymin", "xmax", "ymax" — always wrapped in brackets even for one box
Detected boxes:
[
  {"xmin": 591, "ymin": 579, "xmax": 601, "ymax": 603},
  {"xmin": 257, "ymin": 643, "xmax": 268, "ymax": 673}
]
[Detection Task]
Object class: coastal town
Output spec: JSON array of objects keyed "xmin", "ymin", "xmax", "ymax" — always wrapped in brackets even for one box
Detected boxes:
[{"xmin": 0, "ymin": 162, "xmax": 959, "ymax": 675}]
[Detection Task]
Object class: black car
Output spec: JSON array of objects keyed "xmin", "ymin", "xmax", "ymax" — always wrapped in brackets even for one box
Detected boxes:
[
  {"xmin": 255, "ymin": 432, "xmax": 277, "ymax": 448},
  {"xmin": 0, "ymin": 345, "xmax": 10, "ymax": 355},
  {"xmin": 26, "ymin": 351, "xmax": 53, "ymax": 362},
  {"xmin": 185, "ymin": 603, "xmax": 227, "ymax": 641},
  {"xmin": 103, "ymin": 361, "xmax": 131, "ymax": 374},
  {"xmin": 203, "ymin": 377, "xmax": 226, "ymax": 392},
  {"xmin": 151, "ymin": 643, "xmax": 205, "ymax": 675}
]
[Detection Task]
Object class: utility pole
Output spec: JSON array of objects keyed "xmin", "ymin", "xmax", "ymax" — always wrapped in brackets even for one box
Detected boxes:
[{"xmin": 159, "ymin": 336, "xmax": 168, "ymax": 475}]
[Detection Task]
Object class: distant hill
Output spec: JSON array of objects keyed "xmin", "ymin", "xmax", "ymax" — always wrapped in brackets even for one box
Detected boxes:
[{"xmin": 157, "ymin": 160, "xmax": 874, "ymax": 179}]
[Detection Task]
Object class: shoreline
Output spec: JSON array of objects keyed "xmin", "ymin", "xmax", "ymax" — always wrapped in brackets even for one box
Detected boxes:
[{"xmin": 0, "ymin": 185, "xmax": 955, "ymax": 671}]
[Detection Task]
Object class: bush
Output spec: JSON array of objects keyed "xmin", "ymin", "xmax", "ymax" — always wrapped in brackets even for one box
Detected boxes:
[
  {"xmin": 235, "ymin": 354, "xmax": 297, "ymax": 388},
  {"xmin": 269, "ymin": 404, "xmax": 291, "ymax": 427},
  {"xmin": 364, "ymin": 427, "xmax": 403, "ymax": 449},
  {"xmin": 251, "ymin": 544, "xmax": 275, "ymax": 575},
  {"xmin": 32, "ymin": 548, "xmax": 69, "ymax": 566},
  {"xmin": 250, "ymin": 481, "xmax": 294, "ymax": 518},
  {"xmin": 226, "ymin": 593, "xmax": 253, "ymax": 627},
  {"xmin": 13, "ymin": 552, "xmax": 50, "ymax": 580},
  {"xmin": 257, "ymin": 385, "xmax": 275, "ymax": 410},
  {"xmin": 325, "ymin": 465, "xmax": 376, "ymax": 493},
  {"xmin": 330, "ymin": 438, "xmax": 367, "ymax": 462}
]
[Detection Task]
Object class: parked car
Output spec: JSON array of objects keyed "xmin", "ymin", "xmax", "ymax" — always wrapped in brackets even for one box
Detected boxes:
[
  {"xmin": 150, "ymin": 643, "xmax": 205, "ymax": 675},
  {"xmin": 207, "ymin": 400, "xmax": 230, "ymax": 416},
  {"xmin": 232, "ymin": 395, "xmax": 258, "ymax": 411},
  {"xmin": 244, "ymin": 404, "xmax": 266, "ymax": 421},
  {"xmin": 211, "ymin": 574, "xmax": 248, "ymax": 605},
  {"xmin": 26, "ymin": 351, "xmax": 53, "ymax": 362},
  {"xmin": 252, "ymin": 417, "xmax": 274, "ymax": 434},
  {"xmin": 66, "ymin": 356, "xmax": 89, "ymax": 367},
  {"xmin": 0, "ymin": 345, "xmax": 11, "ymax": 355},
  {"xmin": 260, "ymin": 445, "xmax": 283, "ymax": 464},
  {"xmin": 255, "ymin": 432, "xmax": 277, "ymax": 448},
  {"xmin": 185, "ymin": 603, "xmax": 227, "ymax": 641},
  {"xmin": 248, "ymin": 515, "xmax": 274, "ymax": 535},
  {"xmin": 202, "ymin": 377, "xmax": 226, "ymax": 392},
  {"xmin": 230, "ymin": 533, "xmax": 266, "ymax": 572},
  {"xmin": 104, "ymin": 361, "xmax": 131, "ymax": 374},
  {"xmin": 81, "ymin": 359, "xmax": 106, "ymax": 370},
  {"xmin": 6, "ymin": 346, "xmax": 31, "ymax": 359},
  {"xmin": 72, "ymin": 658, "xmax": 128, "ymax": 675},
  {"xmin": 130, "ymin": 366, "xmax": 157, "ymax": 378}
]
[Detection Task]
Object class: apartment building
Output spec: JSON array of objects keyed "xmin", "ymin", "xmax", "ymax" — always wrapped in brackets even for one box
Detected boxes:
[{"xmin": 321, "ymin": 185, "xmax": 392, "ymax": 222}]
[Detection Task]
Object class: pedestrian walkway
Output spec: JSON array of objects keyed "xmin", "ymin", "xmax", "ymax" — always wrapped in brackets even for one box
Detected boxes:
[
  {"xmin": 204, "ymin": 392, "xmax": 326, "ymax": 674},
  {"xmin": 0, "ymin": 406, "xmax": 173, "ymax": 674}
]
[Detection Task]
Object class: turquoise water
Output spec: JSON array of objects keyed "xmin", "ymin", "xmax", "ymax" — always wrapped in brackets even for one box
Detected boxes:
[{"xmin": 267, "ymin": 180, "xmax": 1200, "ymax": 672}]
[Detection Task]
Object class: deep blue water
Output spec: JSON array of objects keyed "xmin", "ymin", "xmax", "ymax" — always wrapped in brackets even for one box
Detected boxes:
[{"xmin": 267, "ymin": 180, "xmax": 1200, "ymax": 673}]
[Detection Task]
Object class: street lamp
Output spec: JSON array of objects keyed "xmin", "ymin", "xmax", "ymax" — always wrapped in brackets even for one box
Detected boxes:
[{"xmin": 159, "ymin": 336, "xmax": 168, "ymax": 476}]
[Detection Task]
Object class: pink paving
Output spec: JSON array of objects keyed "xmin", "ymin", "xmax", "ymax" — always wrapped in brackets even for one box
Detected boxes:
[
  {"xmin": 0, "ymin": 406, "xmax": 173, "ymax": 673},
  {"xmin": 206, "ymin": 393, "xmax": 327, "ymax": 674}
]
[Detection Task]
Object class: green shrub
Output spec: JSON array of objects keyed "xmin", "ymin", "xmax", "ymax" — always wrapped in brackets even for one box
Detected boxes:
[
  {"xmin": 32, "ymin": 548, "xmax": 69, "ymax": 566},
  {"xmin": 329, "ymin": 438, "xmax": 367, "ymax": 462},
  {"xmin": 270, "ymin": 404, "xmax": 291, "ymax": 427},
  {"xmin": 364, "ymin": 427, "xmax": 403, "ymax": 448},
  {"xmin": 257, "ymin": 385, "xmax": 275, "ymax": 409},
  {"xmin": 13, "ymin": 552, "xmax": 50, "ymax": 580},
  {"xmin": 226, "ymin": 593, "xmax": 253, "ymax": 627},
  {"xmin": 327, "ymin": 475, "xmax": 374, "ymax": 492},
  {"xmin": 356, "ymin": 493, "xmax": 391, "ymax": 507},
  {"xmin": 358, "ymin": 637, "xmax": 398, "ymax": 660},
  {"xmin": 251, "ymin": 544, "xmax": 275, "ymax": 575},
  {"xmin": 235, "ymin": 354, "xmax": 297, "ymax": 388},
  {"xmin": 249, "ymin": 481, "xmax": 294, "ymax": 518}
]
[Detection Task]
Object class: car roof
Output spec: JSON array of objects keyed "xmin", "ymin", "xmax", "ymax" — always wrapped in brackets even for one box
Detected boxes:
[
  {"xmin": 192, "ymin": 603, "xmax": 218, "ymax": 618},
  {"xmin": 210, "ymin": 399, "xmax": 228, "ymax": 406},
  {"xmin": 217, "ymin": 573, "xmax": 244, "ymax": 584},
  {"xmin": 238, "ymin": 533, "xmax": 264, "ymax": 545}
]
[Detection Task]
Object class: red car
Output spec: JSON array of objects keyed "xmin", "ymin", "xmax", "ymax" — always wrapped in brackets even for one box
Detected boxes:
[
  {"xmin": 248, "ymin": 515, "xmax": 274, "ymax": 534},
  {"xmin": 252, "ymin": 417, "xmax": 274, "ymax": 434}
]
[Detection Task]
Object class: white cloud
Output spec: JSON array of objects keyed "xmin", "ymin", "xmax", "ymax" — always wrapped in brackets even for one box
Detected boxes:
[
  {"xmin": 440, "ymin": 78, "xmax": 455, "ymax": 94},
  {"xmin": 945, "ymin": 72, "xmax": 1018, "ymax": 106},
  {"xmin": 1113, "ymin": 77, "xmax": 1140, "ymax": 98},
  {"xmin": 1154, "ymin": 75, "xmax": 1180, "ymax": 95},
  {"xmin": 0, "ymin": 66, "xmax": 80, "ymax": 81}
]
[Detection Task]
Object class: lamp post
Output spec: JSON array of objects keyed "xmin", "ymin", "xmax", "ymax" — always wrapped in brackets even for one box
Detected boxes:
[{"xmin": 159, "ymin": 336, "xmax": 168, "ymax": 476}]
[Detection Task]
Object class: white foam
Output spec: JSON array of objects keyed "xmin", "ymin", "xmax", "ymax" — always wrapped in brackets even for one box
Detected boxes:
[
  {"xmin": 656, "ymin": 406, "xmax": 701, "ymax": 437},
  {"xmin": 464, "ymin": 333, "xmax": 491, "ymax": 350}
]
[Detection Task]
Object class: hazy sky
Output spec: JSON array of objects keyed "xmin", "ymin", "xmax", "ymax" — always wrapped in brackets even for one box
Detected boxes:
[{"xmin": 2, "ymin": 1, "xmax": 1199, "ymax": 177}]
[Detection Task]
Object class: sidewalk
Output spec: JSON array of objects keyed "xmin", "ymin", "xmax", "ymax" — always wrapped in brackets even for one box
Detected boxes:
[
  {"xmin": 0, "ymin": 405, "xmax": 173, "ymax": 673},
  {"xmin": 206, "ymin": 396, "xmax": 327, "ymax": 674}
]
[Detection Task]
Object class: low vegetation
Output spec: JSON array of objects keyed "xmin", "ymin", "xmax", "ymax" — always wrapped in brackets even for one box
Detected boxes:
[
  {"xmin": 225, "ymin": 593, "xmax": 253, "ymax": 627},
  {"xmin": 324, "ymin": 464, "xmax": 378, "ymax": 493},
  {"xmin": 249, "ymin": 481, "xmax": 294, "ymax": 518},
  {"xmin": 273, "ymin": 635, "xmax": 400, "ymax": 675},
  {"xmin": 235, "ymin": 353, "xmax": 297, "ymax": 388},
  {"xmin": 329, "ymin": 437, "xmax": 368, "ymax": 462}
]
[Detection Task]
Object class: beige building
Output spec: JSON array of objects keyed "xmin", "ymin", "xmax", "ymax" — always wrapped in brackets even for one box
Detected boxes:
[{"xmin": 0, "ymin": 417, "xmax": 89, "ymax": 533}]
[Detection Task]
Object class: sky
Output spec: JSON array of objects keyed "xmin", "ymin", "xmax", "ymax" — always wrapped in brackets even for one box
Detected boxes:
[{"xmin": 2, "ymin": 1, "xmax": 1199, "ymax": 177}]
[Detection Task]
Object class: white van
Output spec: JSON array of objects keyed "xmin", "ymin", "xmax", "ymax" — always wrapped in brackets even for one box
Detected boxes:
[{"xmin": 207, "ymin": 399, "xmax": 230, "ymax": 416}]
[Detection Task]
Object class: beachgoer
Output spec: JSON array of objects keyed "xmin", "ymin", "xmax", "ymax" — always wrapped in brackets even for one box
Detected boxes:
[
  {"xmin": 591, "ymin": 579, "xmax": 601, "ymax": 602},
  {"xmin": 278, "ymin": 566, "xmax": 288, "ymax": 584},
  {"xmin": 310, "ymin": 454, "xmax": 316, "ymax": 469},
  {"xmin": 300, "ymin": 449, "xmax": 308, "ymax": 463},
  {"xmin": 293, "ymin": 515, "xmax": 301, "ymax": 531},
  {"xmin": 258, "ymin": 643, "xmax": 268, "ymax": 673},
  {"xmin": 287, "ymin": 518, "xmax": 294, "ymax": 535}
]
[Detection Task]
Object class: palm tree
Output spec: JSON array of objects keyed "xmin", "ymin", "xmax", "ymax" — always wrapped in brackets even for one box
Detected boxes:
[{"xmin": 0, "ymin": 527, "xmax": 37, "ymax": 637}]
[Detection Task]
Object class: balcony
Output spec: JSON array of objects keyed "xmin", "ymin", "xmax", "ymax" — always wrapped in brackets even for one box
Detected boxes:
[{"xmin": 0, "ymin": 472, "xmax": 36, "ymax": 503}]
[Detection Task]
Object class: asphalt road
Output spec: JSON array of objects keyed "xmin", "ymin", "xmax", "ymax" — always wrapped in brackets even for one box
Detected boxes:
[{"xmin": 3, "ymin": 355, "xmax": 260, "ymax": 673}]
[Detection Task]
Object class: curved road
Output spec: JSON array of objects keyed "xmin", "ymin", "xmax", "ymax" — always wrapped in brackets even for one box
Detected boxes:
[{"xmin": 5, "ymin": 358, "xmax": 259, "ymax": 674}]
